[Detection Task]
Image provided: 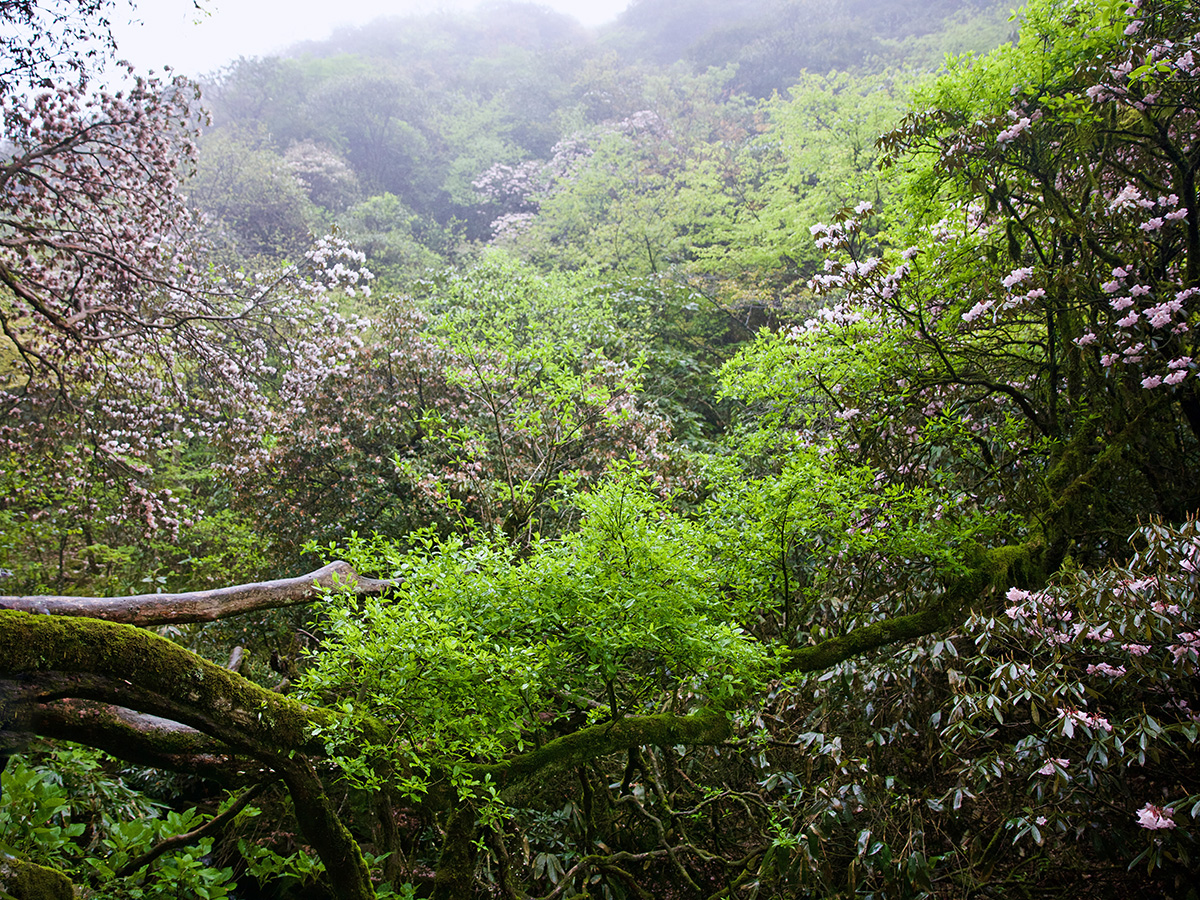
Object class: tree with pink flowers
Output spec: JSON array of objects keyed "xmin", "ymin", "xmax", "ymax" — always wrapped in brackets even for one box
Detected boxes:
[
  {"xmin": 0, "ymin": 54, "xmax": 373, "ymax": 591},
  {"xmin": 3, "ymin": 0, "xmax": 1200, "ymax": 898}
]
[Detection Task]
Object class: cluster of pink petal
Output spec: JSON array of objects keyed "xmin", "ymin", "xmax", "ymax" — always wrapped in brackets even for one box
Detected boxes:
[{"xmin": 1136, "ymin": 803, "xmax": 1176, "ymax": 830}]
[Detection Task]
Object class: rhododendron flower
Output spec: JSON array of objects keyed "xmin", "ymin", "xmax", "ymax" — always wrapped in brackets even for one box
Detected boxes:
[
  {"xmin": 1036, "ymin": 758, "xmax": 1069, "ymax": 775},
  {"xmin": 1136, "ymin": 803, "xmax": 1175, "ymax": 830},
  {"xmin": 1002, "ymin": 267, "xmax": 1033, "ymax": 288},
  {"xmin": 1086, "ymin": 663, "xmax": 1126, "ymax": 678},
  {"xmin": 1170, "ymin": 632, "xmax": 1200, "ymax": 662},
  {"xmin": 963, "ymin": 300, "xmax": 992, "ymax": 322},
  {"xmin": 1057, "ymin": 708, "xmax": 1113, "ymax": 732}
]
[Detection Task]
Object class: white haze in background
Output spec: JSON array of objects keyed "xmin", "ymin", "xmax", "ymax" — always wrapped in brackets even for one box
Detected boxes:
[{"xmin": 111, "ymin": 0, "xmax": 631, "ymax": 78}]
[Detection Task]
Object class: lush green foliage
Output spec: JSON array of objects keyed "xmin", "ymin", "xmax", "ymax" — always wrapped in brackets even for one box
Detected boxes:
[
  {"xmin": 6, "ymin": 0, "xmax": 1200, "ymax": 898},
  {"xmin": 301, "ymin": 466, "xmax": 768, "ymax": 787}
]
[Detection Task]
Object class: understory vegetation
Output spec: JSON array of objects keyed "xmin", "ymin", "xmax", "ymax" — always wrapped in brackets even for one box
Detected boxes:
[{"xmin": 2, "ymin": 0, "xmax": 1199, "ymax": 897}]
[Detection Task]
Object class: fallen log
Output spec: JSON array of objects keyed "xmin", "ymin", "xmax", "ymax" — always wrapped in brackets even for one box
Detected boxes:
[{"xmin": 0, "ymin": 561, "xmax": 396, "ymax": 626}]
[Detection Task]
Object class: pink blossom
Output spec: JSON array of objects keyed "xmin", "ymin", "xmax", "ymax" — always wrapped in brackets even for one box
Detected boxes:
[
  {"xmin": 1136, "ymin": 803, "xmax": 1175, "ymax": 830},
  {"xmin": 964, "ymin": 300, "xmax": 992, "ymax": 322},
  {"xmin": 1057, "ymin": 707, "xmax": 1113, "ymax": 733},
  {"xmin": 1003, "ymin": 267, "xmax": 1034, "ymax": 288},
  {"xmin": 1111, "ymin": 184, "xmax": 1142, "ymax": 209},
  {"xmin": 1141, "ymin": 375, "xmax": 1163, "ymax": 388},
  {"xmin": 1086, "ymin": 663, "xmax": 1126, "ymax": 678},
  {"xmin": 1037, "ymin": 758, "xmax": 1070, "ymax": 775},
  {"xmin": 997, "ymin": 118, "xmax": 1031, "ymax": 145},
  {"xmin": 1169, "ymin": 632, "xmax": 1200, "ymax": 662}
]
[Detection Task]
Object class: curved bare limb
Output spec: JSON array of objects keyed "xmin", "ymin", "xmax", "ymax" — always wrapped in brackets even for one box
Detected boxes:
[{"xmin": 0, "ymin": 561, "xmax": 396, "ymax": 625}]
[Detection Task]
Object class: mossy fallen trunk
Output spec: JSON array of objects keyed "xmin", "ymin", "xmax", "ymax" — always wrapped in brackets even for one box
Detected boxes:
[
  {"xmin": 0, "ymin": 858, "xmax": 73, "ymax": 900},
  {"xmin": 0, "ymin": 611, "xmax": 377, "ymax": 900}
]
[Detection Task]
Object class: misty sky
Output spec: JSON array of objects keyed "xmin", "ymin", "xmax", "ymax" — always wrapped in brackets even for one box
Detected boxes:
[{"xmin": 111, "ymin": 0, "xmax": 631, "ymax": 77}]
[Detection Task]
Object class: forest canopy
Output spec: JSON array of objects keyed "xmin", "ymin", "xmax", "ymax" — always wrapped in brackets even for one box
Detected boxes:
[{"xmin": 2, "ymin": 0, "xmax": 1199, "ymax": 898}]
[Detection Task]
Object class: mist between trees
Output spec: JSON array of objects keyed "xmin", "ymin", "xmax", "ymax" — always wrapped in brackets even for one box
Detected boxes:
[{"xmin": 2, "ymin": 0, "xmax": 1199, "ymax": 898}]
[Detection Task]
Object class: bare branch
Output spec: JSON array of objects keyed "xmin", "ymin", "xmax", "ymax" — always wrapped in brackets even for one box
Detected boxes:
[
  {"xmin": 0, "ymin": 561, "xmax": 396, "ymax": 625},
  {"xmin": 116, "ymin": 781, "xmax": 274, "ymax": 877}
]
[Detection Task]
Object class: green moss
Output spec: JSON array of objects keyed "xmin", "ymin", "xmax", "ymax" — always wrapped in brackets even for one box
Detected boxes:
[
  {"xmin": 782, "ymin": 540, "xmax": 1047, "ymax": 676},
  {"xmin": 430, "ymin": 807, "xmax": 480, "ymax": 900},
  {"xmin": 472, "ymin": 707, "xmax": 731, "ymax": 792},
  {"xmin": 0, "ymin": 858, "xmax": 73, "ymax": 900},
  {"xmin": 984, "ymin": 542, "xmax": 1043, "ymax": 590},
  {"xmin": 0, "ymin": 611, "xmax": 339, "ymax": 756}
]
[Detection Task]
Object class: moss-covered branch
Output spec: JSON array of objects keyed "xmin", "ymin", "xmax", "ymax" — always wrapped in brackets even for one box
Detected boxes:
[
  {"xmin": 470, "ymin": 706, "xmax": 732, "ymax": 793},
  {"xmin": 25, "ymin": 699, "xmax": 257, "ymax": 782},
  {"xmin": 783, "ymin": 543, "xmax": 1038, "ymax": 674},
  {"xmin": 0, "ymin": 610, "xmax": 365, "ymax": 757},
  {"xmin": 0, "ymin": 561, "xmax": 395, "ymax": 626},
  {"xmin": 0, "ymin": 610, "xmax": 379, "ymax": 900},
  {"xmin": 277, "ymin": 756, "xmax": 375, "ymax": 900},
  {"xmin": 0, "ymin": 857, "xmax": 72, "ymax": 900}
]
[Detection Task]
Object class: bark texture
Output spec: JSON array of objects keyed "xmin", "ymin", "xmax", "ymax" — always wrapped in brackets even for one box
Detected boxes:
[{"xmin": 0, "ymin": 561, "xmax": 394, "ymax": 625}]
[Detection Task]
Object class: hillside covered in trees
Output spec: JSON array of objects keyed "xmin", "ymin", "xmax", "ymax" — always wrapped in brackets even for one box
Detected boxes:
[{"xmin": 2, "ymin": 0, "xmax": 1199, "ymax": 898}]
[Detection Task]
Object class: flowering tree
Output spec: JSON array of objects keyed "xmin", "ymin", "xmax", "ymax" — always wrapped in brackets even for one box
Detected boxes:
[
  {"xmin": 5, "ymin": 2, "xmax": 1200, "ymax": 898},
  {"xmin": 711, "ymin": 0, "xmax": 1200, "ymax": 892},
  {"xmin": 234, "ymin": 256, "xmax": 676, "ymax": 560},
  {"xmin": 475, "ymin": 67, "xmax": 758, "ymax": 276},
  {"xmin": 0, "ymin": 46, "xmax": 371, "ymax": 590},
  {"xmin": 727, "ymin": 0, "xmax": 1200, "ymax": 564}
]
